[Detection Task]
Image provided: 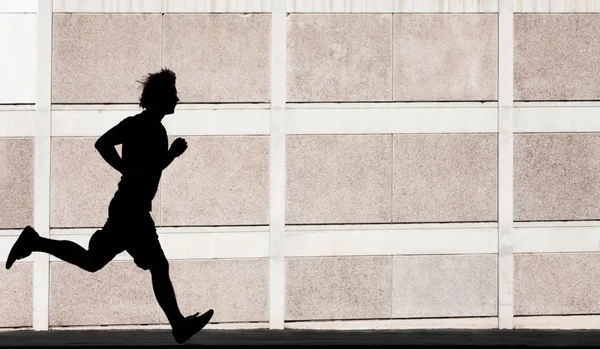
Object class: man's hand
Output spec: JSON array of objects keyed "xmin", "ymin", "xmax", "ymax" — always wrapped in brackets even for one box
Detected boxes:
[{"xmin": 170, "ymin": 137, "xmax": 188, "ymax": 157}]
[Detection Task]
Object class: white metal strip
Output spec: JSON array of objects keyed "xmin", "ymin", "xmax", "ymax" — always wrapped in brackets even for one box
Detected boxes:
[
  {"xmin": 0, "ymin": 110, "xmax": 35, "ymax": 137},
  {"xmin": 39, "ymin": 221, "xmax": 600, "ymax": 261},
  {"xmin": 285, "ymin": 317, "xmax": 498, "ymax": 330},
  {"xmin": 0, "ymin": 0, "xmax": 37, "ymax": 13},
  {"xmin": 269, "ymin": 0, "xmax": 286, "ymax": 330},
  {"xmin": 514, "ymin": 315, "xmax": 600, "ymax": 329},
  {"xmin": 287, "ymin": 0, "xmax": 497, "ymax": 13},
  {"xmin": 514, "ymin": 105, "xmax": 600, "ymax": 133},
  {"xmin": 46, "ymin": 231, "xmax": 270, "ymax": 261},
  {"xmin": 33, "ymin": 0, "xmax": 52, "ymax": 332},
  {"xmin": 498, "ymin": 0, "xmax": 514, "ymax": 330},
  {"xmin": 51, "ymin": 103, "xmax": 269, "ymax": 110},
  {"xmin": 164, "ymin": 0, "xmax": 270, "ymax": 12},
  {"xmin": 0, "ymin": 229, "xmax": 23, "ymax": 236},
  {"xmin": 53, "ymin": 0, "xmax": 270, "ymax": 12},
  {"xmin": 286, "ymin": 106, "xmax": 497, "ymax": 135},
  {"xmin": 0, "ymin": 105, "xmax": 35, "ymax": 111},
  {"xmin": 514, "ymin": 226, "xmax": 600, "ymax": 253},
  {"xmin": 515, "ymin": 0, "xmax": 600, "ymax": 12},
  {"xmin": 51, "ymin": 108, "xmax": 271, "ymax": 136},
  {"xmin": 513, "ymin": 220, "xmax": 600, "ymax": 228},
  {"xmin": 49, "ymin": 226, "xmax": 269, "ymax": 235},
  {"xmin": 285, "ymin": 102, "xmax": 499, "ymax": 109},
  {"xmin": 286, "ymin": 222, "xmax": 498, "ymax": 231},
  {"xmin": 21, "ymin": 103, "xmax": 600, "ymax": 137},
  {"xmin": 285, "ymin": 227, "xmax": 498, "ymax": 257},
  {"xmin": 49, "ymin": 322, "xmax": 269, "ymax": 330},
  {"xmin": 0, "ymin": 13, "xmax": 37, "ymax": 104}
]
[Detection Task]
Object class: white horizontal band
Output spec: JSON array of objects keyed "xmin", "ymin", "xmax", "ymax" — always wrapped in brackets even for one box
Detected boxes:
[
  {"xmin": 0, "ymin": 0, "xmax": 37, "ymax": 13},
  {"xmin": 515, "ymin": 0, "xmax": 600, "ymax": 12},
  {"xmin": 51, "ymin": 107, "xmax": 270, "ymax": 136},
  {"xmin": 285, "ymin": 317, "xmax": 498, "ymax": 330},
  {"xmin": 287, "ymin": 0, "xmax": 497, "ymax": 13},
  {"xmin": 5, "ymin": 221, "xmax": 600, "ymax": 263},
  {"xmin": 53, "ymin": 0, "xmax": 270, "ymax": 13},
  {"xmin": 7, "ymin": 102, "xmax": 600, "ymax": 138},
  {"xmin": 514, "ymin": 103, "xmax": 600, "ymax": 133},
  {"xmin": 286, "ymin": 105, "xmax": 498, "ymax": 134},
  {"xmin": 514, "ymin": 315, "xmax": 600, "ymax": 329},
  {"xmin": 49, "ymin": 225, "xmax": 269, "ymax": 235},
  {"xmin": 286, "ymin": 226, "xmax": 498, "ymax": 257},
  {"xmin": 49, "ymin": 322, "xmax": 269, "ymax": 330},
  {"xmin": 514, "ymin": 225, "xmax": 600, "ymax": 253},
  {"xmin": 12, "ymin": 316, "xmax": 600, "ymax": 330},
  {"xmin": 0, "ymin": 110, "xmax": 35, "ymax": 137},
  {"xmin": 46, "ymin": 230, "xmax": 270, "ymax": 261}
]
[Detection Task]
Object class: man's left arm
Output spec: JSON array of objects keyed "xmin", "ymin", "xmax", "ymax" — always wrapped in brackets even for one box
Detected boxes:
[
  {"xmin": 162, "ymin": 137, "xmax": 187, "ymax": 170},
  {"xmin": 161, "ymin": 150, "xmax": 176, "ymax": 170}
]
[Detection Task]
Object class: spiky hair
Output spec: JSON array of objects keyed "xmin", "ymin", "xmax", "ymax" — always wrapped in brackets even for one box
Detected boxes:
[{"xmin": 137, "ymin": 68, "xmax": 177, "ymax": 109}]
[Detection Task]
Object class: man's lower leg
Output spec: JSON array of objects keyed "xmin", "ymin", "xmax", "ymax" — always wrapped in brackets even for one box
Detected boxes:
[
  {"xmin": 34, "ymin": 236, "xmax": 97, "ymax": 272},
  {"xmin": 151, "ymin": 266, "xmax": 185, "ymax": 328}
]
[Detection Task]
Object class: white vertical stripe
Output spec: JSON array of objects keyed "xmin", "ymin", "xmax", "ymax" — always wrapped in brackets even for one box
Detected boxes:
[
  {"xmin": 498, "ymin": 0, "xmax": 514, "ymax": 330},
  {"xmin": 269, "ymin": 0, "xmax": 286, "ymax": 330},
  {"xmin": 32, "ymin": 0, "xmax": 52, "ymax": 331}
]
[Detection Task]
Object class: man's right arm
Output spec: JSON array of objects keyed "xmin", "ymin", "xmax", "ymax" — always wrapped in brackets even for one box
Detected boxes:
[{"xmin": 94, "ymin": 117, "xmax": 132, "ymax": 174}]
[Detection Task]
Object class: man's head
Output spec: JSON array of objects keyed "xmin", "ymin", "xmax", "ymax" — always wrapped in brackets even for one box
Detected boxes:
[{"xmin": 137, "ymin": 68, "xmax": 179, "ymax": 117}]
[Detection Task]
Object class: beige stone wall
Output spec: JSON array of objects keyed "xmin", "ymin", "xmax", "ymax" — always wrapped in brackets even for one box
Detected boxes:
[{"xmin": 3, "ymin": 2, "xmax": 600, "ymax": 330}]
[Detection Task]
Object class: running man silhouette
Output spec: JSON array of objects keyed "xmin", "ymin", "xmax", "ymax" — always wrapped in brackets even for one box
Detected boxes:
[{"xmin": 5, "ymin": 68, "xmax": 213, "ymax": 344}]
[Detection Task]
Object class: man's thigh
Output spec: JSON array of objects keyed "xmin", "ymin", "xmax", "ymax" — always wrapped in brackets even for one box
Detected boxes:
[
  {"xmin": 117, "ymin": 210, "xmax": 167, "ymax": 271},
  {"xmin": 88, "ymin": 224, "xmax": 126, "ymax": 265},
  {"xmin": 126, "ymin": 234, "xmax": 168, "ymax": 271}
]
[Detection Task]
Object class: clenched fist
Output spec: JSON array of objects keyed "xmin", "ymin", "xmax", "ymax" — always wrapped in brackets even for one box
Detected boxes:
[{"xmin": 170, "ymin": 137, "xmax": 188, "ymax": 157}]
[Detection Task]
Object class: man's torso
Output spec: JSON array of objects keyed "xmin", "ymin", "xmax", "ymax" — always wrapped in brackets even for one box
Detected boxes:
[{"xmin": 114, "ymin": 112, "xmax": 169, "ymax": 211}]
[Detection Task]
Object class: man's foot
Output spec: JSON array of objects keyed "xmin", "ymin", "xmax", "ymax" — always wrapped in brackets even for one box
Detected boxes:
[
  {"xmin": 6, "ymin": 226, "xmax": 39, "ymax": 270},
  {"xmin": 172, "ymin": 309, "xmax": 214, "ymax": 344}
]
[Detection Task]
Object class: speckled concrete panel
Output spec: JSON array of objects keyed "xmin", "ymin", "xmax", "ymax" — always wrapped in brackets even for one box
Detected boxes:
[
  {"xmin": 0, "ymin": 262, "xmax": 32, "ymax": 328},
  {"xmin": 393, "ymin": 14, "xmax": 497, "ymax": 101},
  {"xmin": 160, "ymin": 136, "xmax": 269, "ymax": 226},
  {"xmin": 51, "ymin": 138, "xmax": 160, "ymax": 228},
  {"xmin": 515, "ymin": 134, "xmax": 600, "ymax": 221},
  {"xmin": 515, "ymin": 14, "xmax": 600, "ymax": 100},
  {"xmin": 163, "ymin": 14, "xmax": 270, "ymax": 103},
  {"xmin": 287, "ymin": 14, "xmax": 392, "ymax": 102},
  {"xmin": 393, "ymin": 134, "xmax": 497, "ymax": 223},
  {"xmin": 286, "ymin": 256, "xmax": 392, "ymax": 321},
  {"xmin": 393, "ymin": 255, "xmax": 497, "ymax": 318},
  {"xmin": 158, "ymin": 259, "xmax": 268, "ymax": 324},
  {"xmin": 0, "ymin": 138, "xmax": 34, "ymax": 229},
  {"xmin": 286, "ymin": 135, "xmax": 392, "ymax": 225},
  {"xmin": 50, "ymin": 261, "xmax": 160, "ymax": 326},
  {"xmin": 515, "ymin": 253, "xmax": 600, "ymax": 315},
  {"xmin": 52, "ymin": 14, "xmax": 161, "ymax": 103}
]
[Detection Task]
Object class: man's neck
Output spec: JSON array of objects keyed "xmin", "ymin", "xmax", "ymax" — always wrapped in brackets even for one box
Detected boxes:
[{"xmin": 143, "ymin": 109, "xmax": 165, "ymax": 123}]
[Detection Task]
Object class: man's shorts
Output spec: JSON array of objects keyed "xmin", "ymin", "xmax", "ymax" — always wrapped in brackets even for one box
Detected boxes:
[{"xmin": 89, "ymin": 196, "xmax": 167, "ymax": 271}]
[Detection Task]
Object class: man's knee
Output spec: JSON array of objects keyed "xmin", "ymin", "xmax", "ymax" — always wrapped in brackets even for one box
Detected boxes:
[
  {"xmin": 84, "ymin": 258, "xmax": 108, "ymax": 273},
  {"xmin": 148, "ymin": 258, "xmax": 169, "ymax": 273}
]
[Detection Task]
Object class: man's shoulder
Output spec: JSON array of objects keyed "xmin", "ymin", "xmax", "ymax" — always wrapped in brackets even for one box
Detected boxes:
[{"xmin": 121, "ymin": 114, "xmax": 142, "ymax": 127}]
